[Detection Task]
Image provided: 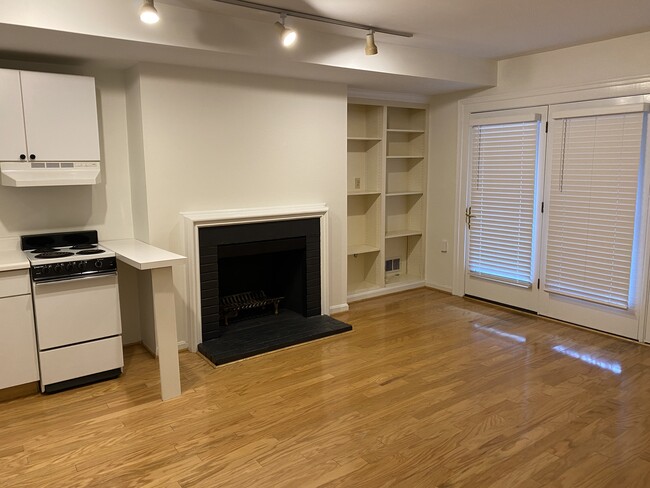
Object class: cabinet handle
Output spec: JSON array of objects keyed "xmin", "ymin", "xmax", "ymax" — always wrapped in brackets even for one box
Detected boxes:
[
  {"xmin": 29, "ymin": 154, "xmax": 36, "ymax": 160},
  {"xmin": 20, "ymin": 154, "xmax": 26, "ymax": 160}
]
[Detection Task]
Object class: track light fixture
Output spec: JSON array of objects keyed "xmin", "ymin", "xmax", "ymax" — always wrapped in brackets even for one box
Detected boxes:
[
  {"xmin": 275, "ymin": 14, "xmax": 297, "ymax": 48},
  {"xmin": 212, "ymin": 0, "xmax": 412, "ymax": 54},
  {"xmin": 140, "ymin": 0, "xmax": 160, "ymax": 24},
  {"xmin": 365, "ymin": 31, "xmax": 378, "ymax": 56},
  {"xmin": 136, "ymin": 0, "xmax": 414, "ymax": 54}
]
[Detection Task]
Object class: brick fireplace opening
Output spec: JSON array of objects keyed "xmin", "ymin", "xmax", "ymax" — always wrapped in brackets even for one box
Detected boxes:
[{"xmin": 198, "ymin": 218, "xmax": 321, "ymax": 342}]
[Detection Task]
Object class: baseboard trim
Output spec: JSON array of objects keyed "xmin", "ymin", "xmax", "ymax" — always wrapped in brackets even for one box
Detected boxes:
[
  {"xmin": 330, "ymin": 303, "xmax": 349, "ymax": 314},
  {"xmin": 425, "ymin": 282, "xmax": 453, "ymax": 293}
]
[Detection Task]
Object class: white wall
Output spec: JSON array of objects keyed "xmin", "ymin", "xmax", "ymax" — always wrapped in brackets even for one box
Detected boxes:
[
  {"xmin": 126, "ymin": 63, "xmax": 348, "ymax": 345},
  {"xmin": 425, "ymin": 30, "xmax": 650, "ymax": 292},
  {"xmin": 425, "ymin": 90, "xmax": 478, "ymax": 292}
]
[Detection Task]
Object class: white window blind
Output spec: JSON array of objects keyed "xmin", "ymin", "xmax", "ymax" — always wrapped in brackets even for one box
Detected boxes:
[
  {"xmin": 544, "ymin": 112, "xmax": 645, "ymax": 309},
  {"xmin": 468, "ymin": 120, "xmax": 540, "ymax": 286}
]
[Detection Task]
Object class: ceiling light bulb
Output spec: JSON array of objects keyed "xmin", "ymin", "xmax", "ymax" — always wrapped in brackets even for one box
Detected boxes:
[
  {"xmin": 275, "ymin": 15, "xmax": 297, "ymax": 47},
  {"xmin": 281, "ymin": 28, "xmax": 297, "ymax": 47},
  {"xmin": 140, "ymin": 0, "xmax": 160, "ymax": 24},
  {"xmin": 365, "ymin": 31, "xmax": 378, "ymax": 55}
]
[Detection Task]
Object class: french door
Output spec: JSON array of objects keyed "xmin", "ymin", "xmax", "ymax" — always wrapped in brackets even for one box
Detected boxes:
[
  {"xmin": 465, "ymin": 107, "xmax": 547, "ymax": 311},
  {"xmin": 464, "ymin": 97, "xmax": 650, "ymax": 340},
  {"xmin": 538, "ymin": 98, "xmax": 650, "ymax": 339}
]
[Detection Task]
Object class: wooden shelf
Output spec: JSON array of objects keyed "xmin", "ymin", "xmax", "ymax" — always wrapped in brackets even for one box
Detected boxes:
[
  {"xmin": 386, "ymin": 191, "xmax": 423, "ymax": 197},
  {"xmin": 348, "ymin": 244, "xmax": 380, "ymax": 256},
  {"xmin": 386, "ymin": 129, "xmax": 425, "ymax": 134},
  {"xmin": 386, "ymin": 155, "xmax": 424, "ymax": 159},
  {"xmin": 386, "ymin": 229, "xmax": 423, "ymax": 239},
  {"xmin": 348, "ymin": 191, "xmax": 381, "ymax": 196},
  {"xmin": 348, "ymin": 136, "xmax": 382, "ymax": 141}
]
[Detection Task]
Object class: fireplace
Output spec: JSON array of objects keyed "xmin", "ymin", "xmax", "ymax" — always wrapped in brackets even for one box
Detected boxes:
[
  {"xmin": 198, "ymin": 218, "xmax": 321, "ymax": 342},
  {"xmin": 183, "ymin": 205, "xmax": 350, "ymax": 363}
]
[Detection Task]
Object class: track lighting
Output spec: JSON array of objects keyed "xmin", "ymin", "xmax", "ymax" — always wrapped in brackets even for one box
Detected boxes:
[
  {"xmin": 135, "ymin": 0, "xmax": 413, "ymax": 54},
  {"xmin": 212, "ymin": 1, "xmax": 412, "ymax": 55},
  {"xmin": 275, "ymin": 14, "xmax": 297, "ymax": 47},
  {"xmin": 365, "ymin": 31, "xmax": 378, "ymax": 56},
  {"xmin": 140, "ymin": 0, "xmax": 160, "ymax": 24}
]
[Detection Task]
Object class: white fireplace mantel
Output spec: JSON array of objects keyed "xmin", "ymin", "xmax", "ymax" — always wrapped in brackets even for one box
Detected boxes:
[{"xmin": 181, "ymin": 204, "xmax": 330, "ymax": 351}]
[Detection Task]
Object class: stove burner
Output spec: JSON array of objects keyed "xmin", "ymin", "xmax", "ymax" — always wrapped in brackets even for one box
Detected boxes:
[
  {"xmin": 70, "ymin": 244, "xmax": 97, "ymax": 250},
  {"xmin": 76, "ymin": 249, "xmax": 105, "ymax": 255},
  {"xmin": 33, "ymin": 247, "xmax": 59, "ymax": 253},
  {"xmin": 34, "ymin": 251, "xmax": 75, "ymax": 259}
]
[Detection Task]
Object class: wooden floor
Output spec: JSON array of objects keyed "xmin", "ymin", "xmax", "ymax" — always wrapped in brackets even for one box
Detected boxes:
[{"xmin": 2, "ymin": 289, "xmax": 650, "ymax": 487}]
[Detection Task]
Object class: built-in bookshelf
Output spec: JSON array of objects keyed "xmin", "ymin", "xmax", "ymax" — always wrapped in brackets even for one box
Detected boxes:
[{"xmin": 347, "ymin": 102, "xmax": 427, "ymax": 301}]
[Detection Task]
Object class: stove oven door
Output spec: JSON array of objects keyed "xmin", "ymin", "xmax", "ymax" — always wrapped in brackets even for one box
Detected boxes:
[{"xmin": 32, "ymin": 273, "xmax": 122, "ymax": 350}]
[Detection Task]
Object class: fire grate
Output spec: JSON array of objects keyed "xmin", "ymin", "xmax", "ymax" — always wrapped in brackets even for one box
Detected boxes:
[{"xmin": 220, "ymin": 290, "xmax": 284, "ymax": 326}]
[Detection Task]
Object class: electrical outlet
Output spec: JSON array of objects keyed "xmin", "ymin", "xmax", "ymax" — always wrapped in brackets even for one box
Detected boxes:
[{"xmin": 354, "ymin": 177, "xmax": 361, "ymax": 190}]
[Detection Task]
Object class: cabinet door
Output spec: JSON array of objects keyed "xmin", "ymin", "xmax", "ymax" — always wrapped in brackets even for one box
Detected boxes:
[
  {"xmin": 20, "ymin": 71, "xmax": 100, "ymax": 161},
  {"xmin": 0, "ymin": 69, "xmax": 28, "ymax": 161},
  {"xmin": 0, "ymin": 294, "xmax": 39, "ymax": 389}
]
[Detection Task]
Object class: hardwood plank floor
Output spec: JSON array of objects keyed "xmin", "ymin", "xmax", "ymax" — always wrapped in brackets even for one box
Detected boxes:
[{"xmin": 2, "ymin": 288, "xmax": 650, "ymax": 487}]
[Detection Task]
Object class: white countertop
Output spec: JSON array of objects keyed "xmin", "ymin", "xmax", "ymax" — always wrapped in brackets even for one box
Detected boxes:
[
  {"xmin": 101, "ymin": 239, "xmax": 187, "ymax": 270},
  {"xmin": 0, "ymin": 249, "xmax": 30, "ymax": 272}
]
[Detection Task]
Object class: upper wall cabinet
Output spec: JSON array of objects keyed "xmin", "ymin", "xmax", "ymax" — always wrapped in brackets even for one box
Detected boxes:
[
  {"xmin": 0, "ymin": 69, "xmax": 100, "ymax": 162},
  {"xmin": 0, "ymin": 70, "xmax": 28, "ymax": 162}
]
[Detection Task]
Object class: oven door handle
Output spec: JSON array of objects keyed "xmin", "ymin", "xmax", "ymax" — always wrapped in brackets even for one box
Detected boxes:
[{"xmin": 33, "ymin": 272, "xmax": 117, "ymax": 286}]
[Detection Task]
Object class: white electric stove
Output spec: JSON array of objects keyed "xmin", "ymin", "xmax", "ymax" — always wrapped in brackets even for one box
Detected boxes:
[{"xmin": 21, "ymin": 230, "xmax": 123, "ymax": 393}]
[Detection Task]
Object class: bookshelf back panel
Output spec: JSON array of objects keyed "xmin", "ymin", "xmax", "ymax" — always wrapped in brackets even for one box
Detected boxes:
[
  {"xmin": 348, "ymin": 104, "xmax": 383, "ymax": 139},
  {"xmin": 387, "ymin": 107, "xmax": 426, "ymax": 131},
  {"xmin": 348, "ymin": 194, "xmax": 380, "ymax": 247}
]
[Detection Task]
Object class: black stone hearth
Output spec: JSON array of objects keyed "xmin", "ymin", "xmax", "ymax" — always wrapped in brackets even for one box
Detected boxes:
[{"xmin": 198, "ymin": 310, "xmax": 352, "ymax": 366}]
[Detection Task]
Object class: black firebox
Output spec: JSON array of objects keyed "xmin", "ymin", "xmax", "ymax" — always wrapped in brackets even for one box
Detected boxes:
[{"xmin": 198, "ymin": 218, "xmax": 321, "ymax": 342}]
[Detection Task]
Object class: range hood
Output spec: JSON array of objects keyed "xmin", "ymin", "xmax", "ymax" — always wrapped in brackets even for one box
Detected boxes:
[{"xmin": 0, "ymin": 162, "xmax": 101, "ymax": 187}]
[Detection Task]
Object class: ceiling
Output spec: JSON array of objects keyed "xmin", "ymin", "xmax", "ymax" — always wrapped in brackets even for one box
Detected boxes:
[
  {"xmin": 162, "ymin": 0, "xmax": 650, "ymax": 59},
  {"xmin": 0, "ymin": 0, "xmax": 649, "ymax": 96}
]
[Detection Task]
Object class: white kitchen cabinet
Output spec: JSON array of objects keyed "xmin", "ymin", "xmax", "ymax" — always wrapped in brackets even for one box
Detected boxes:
[
  {"xmin": 0, "ymin": 69, "xmax": 100, "ymax": 162},
  {"xmin": 0, "ymin": 69, "xmax": 28, "ymax": 161},
  {"xmin": 0, "ymin": 271, "xmax": 39, "ymax": 390}
]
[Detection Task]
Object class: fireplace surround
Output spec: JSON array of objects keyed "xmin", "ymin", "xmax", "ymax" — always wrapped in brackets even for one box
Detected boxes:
[{"xmin": 182, "ymin": 204, "xmax": 330, "ymax": 352}]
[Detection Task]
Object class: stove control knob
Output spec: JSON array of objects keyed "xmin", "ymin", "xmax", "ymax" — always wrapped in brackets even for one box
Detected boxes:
[
  {"xmin": 95, "ymin": 260, "xmax": 103, "ymax": 269},
  {"xmin": 66, "ymin": 262, "xmax": 73, "ymax": 271},
  {"xmin": 54, "ymin": 264, "xmax": 62, "ymax": 273}
]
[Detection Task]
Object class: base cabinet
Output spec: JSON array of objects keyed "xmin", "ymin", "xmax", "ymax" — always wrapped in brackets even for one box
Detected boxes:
[
  {"xmin": 347, "ymin": 101, "xmax": 427, "ymax": 301},
  {"xmin": 0, "ymin": 291, "xmax": 39, "ymax": 390}
]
